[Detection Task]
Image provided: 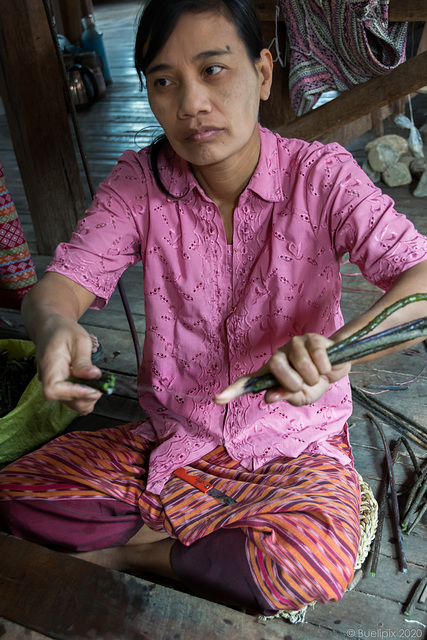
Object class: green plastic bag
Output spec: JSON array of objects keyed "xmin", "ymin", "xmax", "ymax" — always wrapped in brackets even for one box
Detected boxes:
[{"xmin": 0, "ymin": 339, "xmax": 77, "ymax": 464}]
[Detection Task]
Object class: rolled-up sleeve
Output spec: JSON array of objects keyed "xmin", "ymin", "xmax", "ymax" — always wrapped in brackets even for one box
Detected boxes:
[
  {"xmin": 46, "ymin": 150, "xmax": 148, "ymax": 309},
  {"xmin": 300, "ymin": 144, "xmax": 427, "ymax": 291}
]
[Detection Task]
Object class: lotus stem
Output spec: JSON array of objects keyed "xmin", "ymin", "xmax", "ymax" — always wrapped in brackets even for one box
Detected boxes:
[
  {"xmin": 405, "ymin": 501, "xmax": 427, "ymax": 534},
  {"xmin": 401, "ymin": 467, "xmax": 427, "ymax": 532},
  {"xmin": 367, "ymin": 413, "xmax": 407, "ymax": 574},
  {"xmin": 369, "ymin": 438, "xmax": 401, "ymax": 577},
  {"xmin": 243, "ymin": 294, "xmax": 427, "ymax": 395},
  {"xmin": 328, "ymin": 293, "xmax": 427, "ymax": 353},
  {"xmin": 404, "ymin": 577, "xmax": 427, "ymax": 616},
  {"xmin": 400, "ymin": 436, "xmax": 421, "ymax": 476},
  {"xmin": 68, "ymin": 372, "xmax": 116, "ymax": 395},
  {"xmin": 351, "ymin": 386, "xmax": 427, "ymax": 448}
]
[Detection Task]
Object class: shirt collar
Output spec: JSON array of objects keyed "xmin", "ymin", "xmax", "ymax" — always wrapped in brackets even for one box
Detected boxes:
[
  {"xmin": 163, "ymin": 124, "xmax": 286, "ymax": 203},
  {"xmin": 246, "ymin": 125, "xmax": 286, "ymax": 203}
]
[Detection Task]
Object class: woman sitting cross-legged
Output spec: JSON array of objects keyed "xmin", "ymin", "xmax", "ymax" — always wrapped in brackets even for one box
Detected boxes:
[{"xmin": 1, "ymin": 0, "xmax": 427, "ymax": 616}]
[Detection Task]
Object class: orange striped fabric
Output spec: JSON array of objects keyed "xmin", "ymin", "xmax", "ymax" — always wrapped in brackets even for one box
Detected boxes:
[{"xmin": 0, "ymin": 422, "xmax": 361, "ymax": 611}]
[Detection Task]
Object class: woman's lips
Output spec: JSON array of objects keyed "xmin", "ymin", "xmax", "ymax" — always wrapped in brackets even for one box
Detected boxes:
[{"xmin": 185, "ymin": 127, "xmax": 223, "ymax": 142}]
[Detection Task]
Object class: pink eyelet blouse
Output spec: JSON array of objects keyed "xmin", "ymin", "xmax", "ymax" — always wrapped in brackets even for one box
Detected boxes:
[{"xmin": 48, "ymin": 126, "xmax": 427, "ymax": 494}]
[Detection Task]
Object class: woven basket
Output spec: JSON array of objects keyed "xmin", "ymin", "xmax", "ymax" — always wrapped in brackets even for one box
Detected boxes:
[{"xmin": 354, "ymin": 472, "xmax": 378, "ymax": 570}]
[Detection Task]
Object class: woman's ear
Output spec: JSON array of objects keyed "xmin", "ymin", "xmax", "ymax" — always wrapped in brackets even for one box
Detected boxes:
[{"xmin": 258, "ymin": 48, "xmax": 274, "ymax": 102}]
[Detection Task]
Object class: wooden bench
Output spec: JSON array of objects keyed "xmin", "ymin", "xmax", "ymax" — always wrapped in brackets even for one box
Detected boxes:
[{"xmin": 0, "ymin": 532, "xmax": 291, "ymax": 640}]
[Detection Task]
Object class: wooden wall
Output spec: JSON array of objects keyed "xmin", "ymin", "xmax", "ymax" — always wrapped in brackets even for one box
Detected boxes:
[{"xmin": 0, "ymin": 0, "xmax": 88, "ymax": 254}]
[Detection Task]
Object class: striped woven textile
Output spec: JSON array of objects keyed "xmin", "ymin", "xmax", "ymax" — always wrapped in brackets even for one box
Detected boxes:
[
  {"xmin": 279, "ymin": 0, "xmax": 408, "ymax": 115},
  {"xmin": 0, "ymin": 422, "xmax": 361, "ymax": 612},
  {"xmin": 0, "ymin": 162, "xmax": 37, "ymax": 309}
]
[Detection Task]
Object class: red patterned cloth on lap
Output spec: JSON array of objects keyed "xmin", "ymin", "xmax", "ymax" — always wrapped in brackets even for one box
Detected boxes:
[
  {"xmin": 0, "ymin": 422, "xmax": 361, "ymax": 613},
  {"xmin": 0, "ymin": 162, "xmax": 37, "ymax": 310}
]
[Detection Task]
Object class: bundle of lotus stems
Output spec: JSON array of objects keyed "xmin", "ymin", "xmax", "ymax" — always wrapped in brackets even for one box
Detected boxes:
[{"xmin": 244, "ymin": 293, "xmax": 427, "ymax": 397}]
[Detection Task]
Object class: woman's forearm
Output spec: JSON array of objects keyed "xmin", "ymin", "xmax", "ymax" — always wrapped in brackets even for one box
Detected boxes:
[
  {"xmin": 21, "ymin": 272, "xmax": 96, "ymax": 344},
  {"xmin": 331, "ymin": 261, "xmax": 427, "ymax": 358}
]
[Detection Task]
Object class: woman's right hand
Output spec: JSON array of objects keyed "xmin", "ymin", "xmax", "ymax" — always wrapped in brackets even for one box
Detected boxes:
[
  {"xmin": 36, "ymin": 315, "xmax": 103, "ymax": 414},
  {"xmin": 21, "ymin": 272, "xmax": 102, "ymax": 415}
]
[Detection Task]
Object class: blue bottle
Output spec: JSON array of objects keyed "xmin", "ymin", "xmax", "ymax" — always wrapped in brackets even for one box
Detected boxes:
[{"xmin": 81, "ymin": 14, "xmax": 112, "ymax": 85}]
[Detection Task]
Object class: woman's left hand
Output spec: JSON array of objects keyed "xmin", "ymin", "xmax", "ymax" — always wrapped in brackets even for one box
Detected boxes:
[{"xmin": 214, "ymin": 333, "xmax": 351, "ymax": 406}]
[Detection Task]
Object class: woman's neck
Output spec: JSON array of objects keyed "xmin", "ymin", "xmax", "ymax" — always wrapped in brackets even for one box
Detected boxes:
[{"xmin": 191, "ymin": 128, "xmax": 261, "ymax": 210}]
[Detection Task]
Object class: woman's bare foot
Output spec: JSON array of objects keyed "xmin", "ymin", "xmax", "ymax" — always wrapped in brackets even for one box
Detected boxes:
[{"xmin": 70, "ymin": 526, "xmax": 178, "ymax": 580}]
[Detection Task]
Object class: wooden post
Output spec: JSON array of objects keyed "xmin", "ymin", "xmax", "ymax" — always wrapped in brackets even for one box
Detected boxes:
[
  {"xmin": 57, "ymin": 0, "xmax": 94, "ymax": 44},
  {"xmin": 258, "ymin": 17, "xmax": 295, "ymax": 131},
  {"xmin": 0, "ymin": 0, "xmax": 88, "ymax": 255}
]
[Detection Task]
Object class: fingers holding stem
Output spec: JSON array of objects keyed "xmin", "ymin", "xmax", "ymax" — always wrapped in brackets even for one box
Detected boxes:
[{"xmin": 214, "ymin": 334, "xmax": 340, "ymax": 406}]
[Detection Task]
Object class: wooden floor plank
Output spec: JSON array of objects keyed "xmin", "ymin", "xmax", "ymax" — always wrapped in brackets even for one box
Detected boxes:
[
  {"xmin": 311, "ymin": 589, "xmax": 427, "ymax": 635},
  {"xmin": 0, "ymin": 618, "xmax": 50, "ymax": 640},
  {"xmin": 355, "ymin": 555, "xmax": 427, "ymax": 605}
]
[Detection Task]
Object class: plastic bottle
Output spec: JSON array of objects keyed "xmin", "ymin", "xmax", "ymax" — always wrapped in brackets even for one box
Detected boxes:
[{"xmin": 81, "ymin": 14, "xmax": 112, "ymax": 85}]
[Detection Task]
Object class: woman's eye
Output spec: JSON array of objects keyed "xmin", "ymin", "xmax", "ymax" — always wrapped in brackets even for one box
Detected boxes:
[
  {"xmin": 205, "ymin": 65, "xmax": 223, "ymax": 77},
  {"xmin": 155, "ymin": 78, "xmax": 172, "ymax": 88}
]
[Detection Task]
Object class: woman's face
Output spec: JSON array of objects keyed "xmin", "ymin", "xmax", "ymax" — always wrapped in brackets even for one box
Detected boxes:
[{"xmin": 145, "ymin": 11, "xmax": 272, "ymax": 171}]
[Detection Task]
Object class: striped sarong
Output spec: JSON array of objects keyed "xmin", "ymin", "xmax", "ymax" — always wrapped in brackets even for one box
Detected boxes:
[{"xmin": 0, "ymin": 422, "xmax": 361, "ymax": 613}]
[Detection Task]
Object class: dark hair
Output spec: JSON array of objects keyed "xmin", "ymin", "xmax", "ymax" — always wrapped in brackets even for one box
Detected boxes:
[{"xmin": 134, "ymin": 0, "xmax": 264, "ymax": 196}]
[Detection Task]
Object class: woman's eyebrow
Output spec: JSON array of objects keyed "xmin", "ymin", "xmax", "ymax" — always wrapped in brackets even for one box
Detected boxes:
[
  {"xmin": 146, "ymin": 48, "xmax": 232, "ymax": 76},
  {"xmin": 193, "ymin": 47, "xmax": 232, "ymax": 62}
]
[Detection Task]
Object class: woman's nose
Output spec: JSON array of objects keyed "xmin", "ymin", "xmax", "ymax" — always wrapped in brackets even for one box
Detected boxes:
[{"xmin": 178, "ymin": 81, "xmax": 211, "ymax": 118}]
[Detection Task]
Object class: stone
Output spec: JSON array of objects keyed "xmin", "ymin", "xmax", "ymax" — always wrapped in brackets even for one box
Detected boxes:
[
  {"xmin": 399, "ymin": 154, "xmax": 414, "ymax": 169},
  {"xmin": 410, "ymin": 157, "xmax": 426, "ymax": 180},
  {"xmin": 362, "ymin": 160, "xmax": 381, "ymax": 183},
  {"xmin": 364, "ymin": 134, "xmax": 409, "ymax": 157},
  {"xmin": 382, "ymin": 162, "xmax": 412, "ymax": 187},
  {"xmin": 368, "ymin": 143, "xmax": 400, "ymax": 173},
  {"xmin": 413, "ymin": 169, "xmax": 427, "ymax": 197}
]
